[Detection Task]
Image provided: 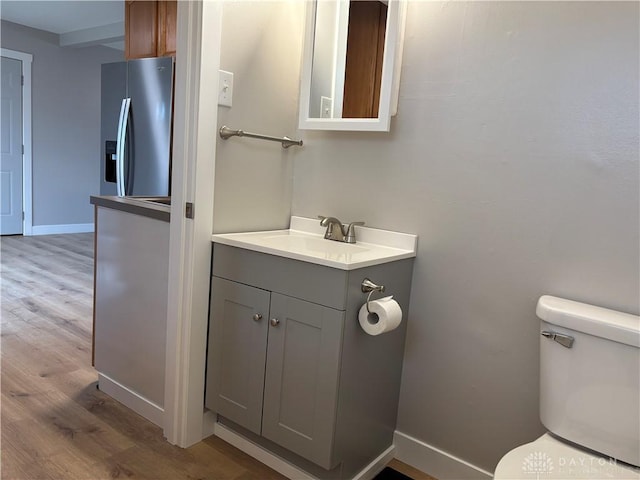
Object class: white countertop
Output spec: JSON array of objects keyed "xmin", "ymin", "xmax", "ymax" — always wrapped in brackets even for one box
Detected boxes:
[{"xmin": 211, "ymin": 216, "xmax": 417, "ymax": 270}]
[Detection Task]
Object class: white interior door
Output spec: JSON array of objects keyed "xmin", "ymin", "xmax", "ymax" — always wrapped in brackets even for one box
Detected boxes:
[{"xmin": 1, "ymin": 56, "xmax": 23, "ymax": 235}]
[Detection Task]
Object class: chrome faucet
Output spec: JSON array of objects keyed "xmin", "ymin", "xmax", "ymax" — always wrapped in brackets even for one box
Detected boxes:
[{"xmin": 318, "ymin": 216, "xmax": 365, "ymax": 244}]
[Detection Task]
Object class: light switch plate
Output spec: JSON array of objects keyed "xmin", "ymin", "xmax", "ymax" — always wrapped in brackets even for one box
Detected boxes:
[
  {"xmin": 218, "ymin": 70, "xmax": 234, "ymax": 107},
  {"xmin": 320, "ymin": 96, "xmax": 333, "ymax": 118}
]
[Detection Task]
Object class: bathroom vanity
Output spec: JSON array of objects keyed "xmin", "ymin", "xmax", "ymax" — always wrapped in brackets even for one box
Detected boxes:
[{"xmin": 206, "ymin": 217, "xmax": 417, "ymax": 479}]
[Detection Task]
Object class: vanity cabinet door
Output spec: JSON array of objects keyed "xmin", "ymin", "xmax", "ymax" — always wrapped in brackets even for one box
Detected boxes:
[
  {"xmin": 262, "ymin": 293, "xmax": 344, "ymax": 470},
  {"xmin": 206, "ymin": 277, "xmax": 270, "ymax": 435}
]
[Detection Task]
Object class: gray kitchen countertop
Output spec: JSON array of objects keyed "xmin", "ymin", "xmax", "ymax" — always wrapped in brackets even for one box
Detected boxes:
[{"xmin": 90, "ymin": 196, "xmax": 170, "ymax": 223}]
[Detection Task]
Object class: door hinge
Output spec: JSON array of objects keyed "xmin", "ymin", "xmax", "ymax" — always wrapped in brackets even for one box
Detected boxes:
[
  {"xmin": 22, "ymin": 211, "xmax": 25, "ymax": 220},
  {"xmin": 185, "ymin": 202, "xmax": 194, "ymax": 219},
  {"xmin": 22, "ymin": 145, "xmax": 24, "ymax": 155},
  {"xmin": 21, "ymin": 75, "xmax": 24, "ymax": 86}
]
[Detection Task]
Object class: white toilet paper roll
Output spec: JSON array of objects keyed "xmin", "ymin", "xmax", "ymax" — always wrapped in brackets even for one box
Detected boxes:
[{"xmin": 358, "ymin": 295, "xmax": 402, "ymax": 336}]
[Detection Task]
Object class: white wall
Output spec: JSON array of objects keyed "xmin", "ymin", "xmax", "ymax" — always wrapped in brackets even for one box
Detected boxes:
[
  {"xmin": 291, "ymin": 1, "xmax": 639, "ymax": 473},
  {"xmin": 1, "ymin": 21, "xmax": 123, "ymax": 230}
]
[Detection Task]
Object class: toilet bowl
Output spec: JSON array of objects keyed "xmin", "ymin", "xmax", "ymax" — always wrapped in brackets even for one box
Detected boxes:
[{"xmin": 494, "ymin": 296, "xmax": 640, "ymax": 480}]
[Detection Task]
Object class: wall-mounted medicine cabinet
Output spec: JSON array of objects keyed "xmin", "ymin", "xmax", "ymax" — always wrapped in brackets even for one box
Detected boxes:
[{"xmin": 298, "ymin": 0, "xmax": 407, "ymax": 132}]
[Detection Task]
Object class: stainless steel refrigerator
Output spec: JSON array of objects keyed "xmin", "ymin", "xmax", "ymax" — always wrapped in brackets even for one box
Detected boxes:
[{"xmin": 100, "ymin": 57, "xmax": 174, "ymax": 196}]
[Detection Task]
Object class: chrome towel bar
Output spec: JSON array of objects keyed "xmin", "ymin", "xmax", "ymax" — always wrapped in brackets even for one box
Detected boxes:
[{"xmin": 219, "ymin": 125, "xmax": 303, "ymax": 149}]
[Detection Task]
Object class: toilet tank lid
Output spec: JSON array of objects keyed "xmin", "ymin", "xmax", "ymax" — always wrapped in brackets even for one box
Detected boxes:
[{"xmin": 537, "ymin": 295, "xmax": 640, "ymax": 347}]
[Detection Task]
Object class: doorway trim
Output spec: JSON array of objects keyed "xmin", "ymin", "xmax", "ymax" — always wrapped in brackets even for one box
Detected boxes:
[
  {"xmin": 1, "ymin": 48, "xmax": 33, "ymax": 236},
  {"xmin": 163, "ymin": 0, "xmax": 222, "ymax": 447}
]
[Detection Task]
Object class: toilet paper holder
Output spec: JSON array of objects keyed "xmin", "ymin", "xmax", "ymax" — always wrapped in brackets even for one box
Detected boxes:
[{"xmin": 361, "ymin": 278, "xmax": 386, "ymax": 313}]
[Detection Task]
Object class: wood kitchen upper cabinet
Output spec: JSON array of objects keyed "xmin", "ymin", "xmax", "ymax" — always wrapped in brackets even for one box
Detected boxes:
[
  {"xmin": 125, "ymin": 0, "xmax": 176, "ymax": 60},
  {"xmin": 157, "ymin": 0, "xmax": 177, "ymax": 57}
]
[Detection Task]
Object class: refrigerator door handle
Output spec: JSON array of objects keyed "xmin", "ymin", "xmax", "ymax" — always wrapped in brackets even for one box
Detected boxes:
[{"xmin": 116, "ymin": 98, "xmax": 131, "ymax": 196}]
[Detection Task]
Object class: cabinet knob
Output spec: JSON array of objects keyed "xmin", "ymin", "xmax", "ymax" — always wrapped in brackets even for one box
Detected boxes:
[
  {"xmin": 253, "ymin": 313, "xmax": 263, "ymax": 322},
  {"xmin": 270, "ymin": 318, "xmax": 280, "ymax": 327}
]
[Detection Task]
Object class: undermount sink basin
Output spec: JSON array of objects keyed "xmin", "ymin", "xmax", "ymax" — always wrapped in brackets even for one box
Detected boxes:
[{"xmin": 211, "ymin": 216, "xmax": 417, "ymax": 270}]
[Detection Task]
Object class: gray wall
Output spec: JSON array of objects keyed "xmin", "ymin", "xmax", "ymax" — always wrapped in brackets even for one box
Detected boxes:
[
  {"xmin": 212, "ymin": 2, "xmax": 304, "ymax": 234},
  {"xmin": 291, "ymin": 1, "xmax": 639, "ymax": 472},
  {"xmin": 1, "ymin": 21, "xmax": 123, "ymax": 228}
]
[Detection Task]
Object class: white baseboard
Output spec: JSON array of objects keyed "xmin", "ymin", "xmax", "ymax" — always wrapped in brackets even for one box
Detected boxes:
[
  {"xmin": 214, "ymin": 422, "xmax": 315, "ymax": 480},
  {"xmin": 98, "ymin": 373, "xmax": 164, "ymax": 428},
  {"xmin": 30, "ymin": 223, "xmax": 94, "ymax": 235},
  {"xmin": 393, "ymin": 430, "xmax": 493, "ymax": 480},
  {"xmin": 213, "ymin": 422, "xmax": 394, "ymax": 480}
]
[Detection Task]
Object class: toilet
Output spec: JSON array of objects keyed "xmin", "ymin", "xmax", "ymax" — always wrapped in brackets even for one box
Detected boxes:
[{"xmin": 494, "ymin": 295, "xmax": 640, "ymax": 479}]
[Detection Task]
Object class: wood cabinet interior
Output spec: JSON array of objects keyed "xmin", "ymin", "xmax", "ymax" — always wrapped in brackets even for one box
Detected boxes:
[
  {"xmin": 342, "ymin": 1, "xmax": 387, "ymax": 118},
  {"xmin": 125, "ymin": 0, "xmax": 176, "ymax": 60}
]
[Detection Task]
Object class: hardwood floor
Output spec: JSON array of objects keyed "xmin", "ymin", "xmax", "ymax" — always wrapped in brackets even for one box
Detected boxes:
[
  {"xmin": 0, "ymin": 233, "xmax": 435, "ymax": 480},
  {"xmin": 0, "ymin": 233, "xmax": 286, "ymax": 480}
]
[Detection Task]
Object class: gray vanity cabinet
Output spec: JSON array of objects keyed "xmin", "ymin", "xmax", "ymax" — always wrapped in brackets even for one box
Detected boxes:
[
  {"xmin": 207, "ymin": 272, "xmax": 344, "ymax": 469},
  {"xmin": 207, "ymin": 242, "xmax": 414, "ymax": 479}
]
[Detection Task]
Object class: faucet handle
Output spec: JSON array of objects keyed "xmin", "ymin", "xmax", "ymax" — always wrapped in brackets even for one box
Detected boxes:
[{"xmin": 345, "ymin": 221, "xmax": 365, "ymax": 244}]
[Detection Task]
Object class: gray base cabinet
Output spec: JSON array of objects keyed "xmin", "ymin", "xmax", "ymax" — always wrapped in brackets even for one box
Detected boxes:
[
  {"xmin": 93, "ymin": 204, "xmax": 169, "ymax": 425},
  {"xmin": 206, "ymin": 243, "xmax": 414, "ymax": 479},
  {"xmin": 208, "ymin": 277, "xmax": 343, "ymax": 468}
]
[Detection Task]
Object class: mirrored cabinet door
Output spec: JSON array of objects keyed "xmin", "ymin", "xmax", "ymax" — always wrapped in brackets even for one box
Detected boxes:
[{"xmin": 298, "ymin": 0, "xmax": 406, "ymax": 132}]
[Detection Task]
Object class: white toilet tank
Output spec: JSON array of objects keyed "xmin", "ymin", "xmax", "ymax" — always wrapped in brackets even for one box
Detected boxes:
[{"xmin": 537, "ymin": 295, "xmax": 640, "ymax": 467}]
